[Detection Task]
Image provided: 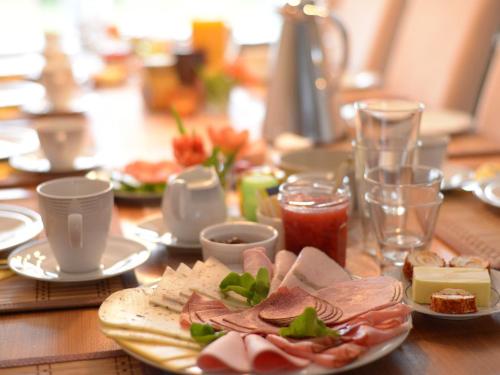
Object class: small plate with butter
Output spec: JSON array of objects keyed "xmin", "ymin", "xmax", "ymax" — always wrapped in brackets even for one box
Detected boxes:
[{"xmin": 403, "ymin": 268, "xmax": 500, "ymax": 320}]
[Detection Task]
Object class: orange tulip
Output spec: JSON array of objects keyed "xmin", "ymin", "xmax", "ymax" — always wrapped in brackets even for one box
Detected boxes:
[
  {"xmin": 207, "ymin": 125, "xmax": 249, "ymax": 155},
  {"xmin": 172, "ymin": 134, "xmax": 207, "ymax": 167}
]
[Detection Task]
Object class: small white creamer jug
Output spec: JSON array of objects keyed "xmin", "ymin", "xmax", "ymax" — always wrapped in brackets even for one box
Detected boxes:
[{"xmin": 162, "ymin": 165, "xmax": 226, "ymax": 243}]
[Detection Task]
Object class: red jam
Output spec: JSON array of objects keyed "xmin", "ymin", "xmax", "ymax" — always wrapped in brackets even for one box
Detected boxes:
[{"xmin": 279, "ymin": 182, "xmax": 349, "ymax": 266}]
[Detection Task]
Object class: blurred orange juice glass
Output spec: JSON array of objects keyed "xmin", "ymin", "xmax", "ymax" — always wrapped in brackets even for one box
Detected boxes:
[{"xmin": 192, "ymin": 20, "xmax": 228, "ymax": 70}]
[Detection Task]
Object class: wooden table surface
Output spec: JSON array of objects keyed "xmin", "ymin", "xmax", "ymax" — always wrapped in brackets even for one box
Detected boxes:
[{"xmin": 1, "ymin": 84, "xmax": 499, "ymax": 375}]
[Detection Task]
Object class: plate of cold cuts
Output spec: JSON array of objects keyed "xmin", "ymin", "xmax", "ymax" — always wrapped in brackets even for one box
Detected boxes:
[{"xmin": 98, "ymin": 247, "xmax": 412, "ymax": 374}]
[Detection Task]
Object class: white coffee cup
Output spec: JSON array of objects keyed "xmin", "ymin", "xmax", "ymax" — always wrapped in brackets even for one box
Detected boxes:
[
  {"xmin": 37, "ymin": 177, "xmax": 113, "ymax": 273},
  {"xmin": 34, "ymin": 115, "xmax": 86, "ymax": 171}
]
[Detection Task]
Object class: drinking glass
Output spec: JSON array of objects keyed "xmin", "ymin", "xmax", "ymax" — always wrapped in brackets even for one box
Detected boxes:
[
  {"xmin": 355, "ymin": 99, "xmax": 424, "ymax": 149},
  {"xmin": 353, "ymin": 141, "xmax": 418, "ymax": 256},
  {"xmin": 364, "ymin": 166, "xmax": 444, "ymax": 266},
  {"xmin": 278, "ymin": 179, "xmax": 350, "ymax": 266}
]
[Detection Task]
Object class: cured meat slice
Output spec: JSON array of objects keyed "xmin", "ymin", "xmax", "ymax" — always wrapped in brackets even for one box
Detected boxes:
[
  {"xmin": 266, "ymin": 334, "xmax": 340, "ymax": 358},
  {"xmin": 195, "ymin": 309, "xmax": 234, "ymax": 324},
  {"xmin": 211, "ymin": 307, "xmax": 280, "ymax": 335},
  {"xmin": 315, "ymin": 276, "xmax": 403, "ymax": 323},
  {"xmin": 197, "ymin": 331, "xmax": 251, "ymax": 373},
  {"xmin": 243, "ymin": 247, "xmax": 274, "ymax": 278},
  {"xmin": 333, "ymin": 304, "xmax": 412, "ymax": 334},
  {"xmin": 244, "ymin": 334, "xmax": 310, "ymax": 371},
  {"xmin": 342, "ymin": 321, "xmax": 412, "ymax": 346},
  {"xmin": 179, "ymin": 293, "xmax": 230, "ymax": 329},
  {"xmin": 313, "ymin": 343, "xmax": 366, "ymax": 368},
  {"xmin": 259, "ymin": 287, "xmax": 317, "ymax": 326},
  {"xmin": 279, "ymin": 247, "xmax": 351, "ymax": 294},
  {"xmin": 211, "ymin": 288, "xmax": 306, "ymax": 334},
  {"xmin": 270, "ymin": 250, "xmax": 297, "ymax": 293}
]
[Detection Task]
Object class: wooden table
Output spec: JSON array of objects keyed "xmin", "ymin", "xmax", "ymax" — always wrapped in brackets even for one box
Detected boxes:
[{"xmin": 1, "ymin": 85, "xmax": 499, "ymax": 375}]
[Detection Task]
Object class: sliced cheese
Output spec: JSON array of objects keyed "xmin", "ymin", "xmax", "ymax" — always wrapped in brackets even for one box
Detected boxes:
[
  {"xmin": 117, "ymin": 338, "xmax": 198, "ymax": 366},
  {"xmin": 101, "ymin": 327, "xmax": 200, "ymax": 350},
  {"xmin": 152, "ymin": 262, "xmax": 203, "ymax": 306},
  {"xmin": 413, "ymin": 266, "xmax": 491, "ymax": 307},
  {"xmin": 98, "ymin": 288, "xmax": 192, "ymax": 341},
  {"xmin": 180, "ymin": 257, "xmax": 232, "ymax": 300}
]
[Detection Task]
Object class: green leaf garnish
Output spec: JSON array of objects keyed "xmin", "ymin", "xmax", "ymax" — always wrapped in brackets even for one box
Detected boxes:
[
  {"xmin": 190, "ymin": 323, "xmax": 226, "ymax": 345},
  {"xmin": 171, "ymin": 107, "xmax": 186, "ymax": 135},
  {"xmin": 279, "ymin": 307, "xmax": 339, "ymax": 339},
  {"xmin": 219, "ymin": 267, "xmax": 270, "ymax": 306}
]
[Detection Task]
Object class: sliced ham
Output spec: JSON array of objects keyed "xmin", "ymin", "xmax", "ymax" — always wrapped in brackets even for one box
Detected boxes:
[
  {"xmin": 210, "ymin": 305, "xmax": 280, "ymax": 335},
  {"xmin": 179, "ymin": 293, "xmax": 230, "ymax": 329},
  {"xmin": 243, "ymin": 247, "xmax": 274, "ymax": 279},
  {"xmin": 334, "ymin": 304, "xmax": 412, "ymax": 333},
  {"xmin": 258, "ymin": 287, "xmax": 317, "ymax": 325},
  {"xmin": 211, "ymin": 287, "xmax": 308, "ymax": 334},
  {"xmin": 266, "ymin": 334, "xmax": 340, "ymax": 358},
  {"xmin": 279, "ymin": 247, "xmax": 351, "ymax": 294},
  {"xmin": 315, "ymin": 276, "xmax": 403, "ymax": 324},
  {"xmin": 197, "ymin": 331, "xmax": 251, "ymax": 373},
  {"xmin": 270, "ymin": 250, "xmax": 297, "ymax": 292},
  {"xmin": 244, "ymin": 334, "xmax": 310, "ymax": 371},
  {"xmin": 258, "ymin": 287, "xmax": 341, "ymax": 326},
  {"xmin": 343, "ymin": 320, "xmax": 412, "ymax": 346},
  {"xmin": 313, "ymin": 343, "xmax": 366, "ymax": 368}
]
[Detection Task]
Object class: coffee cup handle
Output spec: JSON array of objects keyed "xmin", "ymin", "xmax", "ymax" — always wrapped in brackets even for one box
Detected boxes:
[{"xmin": 68, "ymin": 213, "xmax": 83, "ymax": 248}]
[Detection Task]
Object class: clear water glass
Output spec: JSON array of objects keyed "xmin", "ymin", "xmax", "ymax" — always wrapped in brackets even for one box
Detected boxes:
[
  {"xmin": 353, "ymin": 141, "xmax": 418, "ymax": 257},
  {"xmin": 364, "ymin": 166, "xmax": 444, "ymax": 266},
  {"xmin": 355, "ymin": 99, "xmax": 424, "ymax": 150}
]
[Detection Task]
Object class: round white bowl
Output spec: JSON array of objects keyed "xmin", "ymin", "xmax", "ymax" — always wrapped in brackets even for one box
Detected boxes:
[{"xmin": 200, "ymin": 221, "xmax": 278, "ymax": 266}]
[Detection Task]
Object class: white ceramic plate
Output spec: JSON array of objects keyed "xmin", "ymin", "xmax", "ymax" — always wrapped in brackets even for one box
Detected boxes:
[
  {"xmin": 0, "ymin": 204, "xmax": 43, "ymax": 252},
  {"xmin": 9, "ymin": 151, "xmax": 101, "ymax": 174},
  {"xmin": 404, "ymin": 285, "xmax": 500, "ymax": 320},
  {"xmin": 473, "ymin": 178, "xmax": 500, "ymax": 208},
  {"xmin": 8, "ymin": 236, "xmax": 152, "ymax": 282},
  {"xmin": 117, "ymin": 318, "xmax": 411, "ymax": 374},
  {"xmin": 420, "ymin": 109, "xmax": 472, "ymax": 137},
  {"xmin": 441, "ymin": 164, "xmax": 475, "ymax": 191},
  {"xmin": 135, "ymin": 215, "xmax": 201, "ymax": 249},
  {"xmin": 403, "ymin": 270, "xmax": 500, "ymax": 320},
  {"xmin": 0, "ymin": 126, "xmax": 39, "ymax": 161},
  {"xmin": 86, "ymin": 170, "xmax": 164, "ymax": 204}
]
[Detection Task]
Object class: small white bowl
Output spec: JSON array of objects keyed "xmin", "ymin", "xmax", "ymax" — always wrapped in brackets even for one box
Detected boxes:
[{"xmin": 200, "ymin": 221, "xmax": 278, "ymax": 266}]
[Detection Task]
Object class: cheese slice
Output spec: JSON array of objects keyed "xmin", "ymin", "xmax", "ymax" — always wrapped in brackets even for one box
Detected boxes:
[
  {"xmin": 117, "ymin": 338, "xmax": 198, "ymax": 367},
  {"xmin": 412, "ymin": 267, "xmax": 491, "ymax": 307},
  {"xmin": 98, "ymin": 288, "xmax": 192, "ymax": 341},
  {"xmin": 101, "ymin": 327, "xmax": 200, "ymax": 350}
]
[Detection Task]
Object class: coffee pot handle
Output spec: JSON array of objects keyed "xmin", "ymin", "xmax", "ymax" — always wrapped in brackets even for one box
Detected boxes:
[
  {"xmin": 328, "ymin": 12, "xmax": 349, "ymax": 84},
  {"xmin": 68, "ymin": 213, "xmax": 83, "ymax": 248},
  {"xmin": 169, "ymin": 179, "xmax": 189, "ymax": 221}
]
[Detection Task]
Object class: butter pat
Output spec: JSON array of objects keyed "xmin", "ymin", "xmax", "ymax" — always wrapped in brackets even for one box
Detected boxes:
[{"xmin": 412, "ymin": 267, "xmax": 491, "ymax": 307}]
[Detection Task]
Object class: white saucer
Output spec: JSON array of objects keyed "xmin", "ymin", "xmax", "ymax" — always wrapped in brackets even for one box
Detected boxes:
[
  {"xmin": 9, "ymin": 151, "xmax": 100, "ymax": 174},
  {"xmin": 473, "ymin": 178, "xmax": 500, "ymax": 208},
  {"xmin": 420, "ymin": 109, "xmax": 472, "ymax": 137},
  {"xmin": 0, "ymin": 204, "xmax": 43, "ymax": 252},
  {"xmin": 7, "ymin": 236, "xmax": 152, "ymax": 282},
  {"xmin": 135, "ymin": 215, "xmax": 200, "ymax": 249},
  {"xmin": 404, "ymin": 284, "xmax": 500, "ymax": 320},
  {"xmin": 441, "ymin": 164, "xmax": 475, "ymax": 191},
  {"xmin": 0, "ymin": 126, "xmax": 39, "ymax": 161}
]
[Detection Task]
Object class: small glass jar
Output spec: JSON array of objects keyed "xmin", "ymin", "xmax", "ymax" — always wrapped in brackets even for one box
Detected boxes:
[{"xmin": 278, "ymin": 180, "xmax": 350, "ymax": 266}]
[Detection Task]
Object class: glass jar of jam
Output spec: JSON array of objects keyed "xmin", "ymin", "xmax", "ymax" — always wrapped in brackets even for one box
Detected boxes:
[{"xmin": 278, "ymin": 179, "xmax": 350, "ymax": 266}]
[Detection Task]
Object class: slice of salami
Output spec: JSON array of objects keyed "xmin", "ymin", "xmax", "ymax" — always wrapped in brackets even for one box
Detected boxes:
[{"xmin": 315, "ymin": 276, "xmax": 402, "ymax": 324}]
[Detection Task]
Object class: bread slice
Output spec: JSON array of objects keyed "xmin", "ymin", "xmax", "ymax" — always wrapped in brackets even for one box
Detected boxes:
[
  {"xmin": 430, "ymin": 288, "xmax": 477, "ymax": 314},
  {"xmin": 403, "ymin": 250, "xmax": 445, "ymax": 280},
  {"xmin": 449, "ymin": 256, "xmax": 490, "ymax": 270}
]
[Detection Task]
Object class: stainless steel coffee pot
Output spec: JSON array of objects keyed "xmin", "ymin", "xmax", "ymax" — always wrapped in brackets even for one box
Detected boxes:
[{"xmin": 263, "ymin": 0, "xmax": 349, "ymax": 144}]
